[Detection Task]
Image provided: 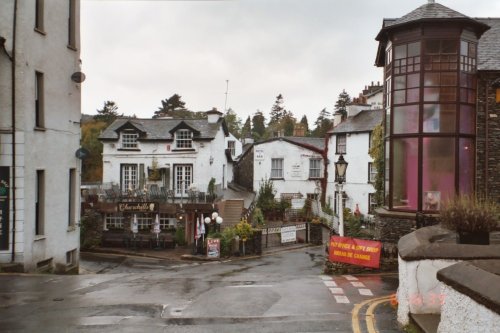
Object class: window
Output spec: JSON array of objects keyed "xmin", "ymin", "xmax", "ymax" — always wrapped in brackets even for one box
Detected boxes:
[
  {"xmin": 175, "ymin": 129, "xmax": 192, "ymax": 149},
  {"xmin": 368, "ymin": 193, "xmax": 377, "ymax": 214},
  {"xmin": 309, "ymin": 158, "xmax": 322, "ymax": 178},
  {"xmin": 68, "ymin": 0, "xmax": 76, "ymax": 49},
  {"xmin": 68, "ymin": 169, "xmax": 76, "ymax": 227},
  {"xmin": 121, "ymin": 164, "xmax": 138, "ymax": 191},
  {"xmin": 104, "ymin": 214, "xmax": 124, "ymax": 229},
  {"xmin": 36, "ymin": 170, "xmax": 45, "ymax": 235},
  {"xmin": 394, "ymin": 41, "xmax": 421, "ymax": 75},
  {"xmin": 121, "ymin": 131, "xmax": 138, "ymax": 149},
  {"xmin": 35, "ymin": 71, "xmax": 44, "ymax": 128},
  {"xmin": 368, "ymin": 162, "xmax": 377, "ymax": 183},
  {"xmin": 271, "ymin": 158, "xmax": 284, "ymax": 179},
  {"xmin": 35, "ymin": 0, "xmax": 44, "ymax": 32},
  {"xmin": 174, "ymin": 165, "xmax": 192, "ymax": 196},
  {"xmin": 460, "ymin": 40, "xmax": 476, "ymax": 73},
  {"xmin": 336, "ymin": 134, "xmax": 346, "ymax": 154},
  {"xmin": 66, "ymin": 249, "xmax": 77, "ymax": 267},
  {"xmin": 228, "ymin": 141, "xmax": 236, "ymax": 156}
]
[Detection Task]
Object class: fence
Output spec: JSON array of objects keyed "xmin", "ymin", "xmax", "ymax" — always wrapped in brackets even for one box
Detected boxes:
[{"xmin": 258, "ymin": 222, "xmax": 308, "ymax": 249}]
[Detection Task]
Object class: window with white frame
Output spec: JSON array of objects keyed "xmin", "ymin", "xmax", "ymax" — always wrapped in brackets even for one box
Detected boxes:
[
  {"xmin": 105, "ymin": 214, "xmax": 124, "ymax": 229},
  {"xmin": 368, "ymin": 162, "xmax": 377, "ymax": 183},
  {"xmin": 336, "ymin": 134, "xmax": 346, "ymax": 154},
  {"xmin": 309, "ymin": 158, "xmax": 322, "ymax": 178},
  {"xmin": 160, "ymin": 213, "xmax": 177, "ymax": 229},
  {"xmin": 228, "ymin": 140, "xmax": 236, "ymax": 156},
  {"xmin": 271, "ymin": 158, "xmax": 284, "ymax": 179},
  {"xmin": 175, "ymin": 129, "xmax": 193, "ymax": 149},
  {"xmin": 174, "ymin": 165, "xmax": 192, "ymax": 196},
  {"xmin": 121, "ymin": 131, "xmax": 138, "ymax": 149},
  {"xmin": 121, "ymin": 164, "xmax": 138, "ymax": 190}
]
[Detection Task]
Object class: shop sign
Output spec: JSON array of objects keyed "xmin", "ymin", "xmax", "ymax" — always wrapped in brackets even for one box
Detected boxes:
[
  {"xmin": 118, "ymin": 202, "xmax": 158, "ymax": 213},
  {"xmin": 281, "ymin": 225, "xmax": 297, "ymax": 243},
  {"xmin": 329, "ymin": 236, "xmax": 381, "ymax": 268},
  {"xmin": 207, "ymin": 238, "xmax": 220, "ymax": 258}
]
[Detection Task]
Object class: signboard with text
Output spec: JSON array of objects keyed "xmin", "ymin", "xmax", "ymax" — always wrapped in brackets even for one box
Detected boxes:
[
  {"xmin": 329, "ymin": 236, "xmax": 381, "ymax": 268},
  {"xmin": 118, "ymin": 202, "xmax": 158, "ymax": 213},
  {"xmin": 207, "ymin": 238, "xmax": 220, "ymax": 258},
  {"xmin": 281, "ymin": 225, "xmax": 297, "ymax": 243},
  {"xmin": 0, "ymin": 167, "xmax": 10, "ymax": 250},
  {"xmin": 255, "ymin": 148, "xmax": 264, "ymax": 160}
]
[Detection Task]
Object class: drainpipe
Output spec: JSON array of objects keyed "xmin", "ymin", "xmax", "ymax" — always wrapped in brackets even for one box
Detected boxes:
[{"xmin": 10, "ymin": 0, "xmax": 18, "ymax": 263}]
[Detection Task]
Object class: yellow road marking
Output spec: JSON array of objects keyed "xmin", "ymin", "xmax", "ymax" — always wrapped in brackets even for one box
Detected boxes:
[
  {"xmin": 366, "ymin": 297, "xmax": 392, "ymax": 333},
  {"xmin": 351, "ymin": 295, "xmax": 391, "ymax": 333}
]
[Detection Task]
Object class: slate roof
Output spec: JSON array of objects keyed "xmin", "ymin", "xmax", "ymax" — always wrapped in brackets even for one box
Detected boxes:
[
  {"xmin": 477, "ymin": 18, "xmax": 500, "ymax": 71},
  {"xmin": 255, "ymin": 136, "xmax": 325, "ymax": 153},
  {"xmin": 99, "ymin": 117, "xmax": 226, "ymax": 141},
  {"xmin": 328, "ymin": 109, "xmax": 384, "ymax": 134}
]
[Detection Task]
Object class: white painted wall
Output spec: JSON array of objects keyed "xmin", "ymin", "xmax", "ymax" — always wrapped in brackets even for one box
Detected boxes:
[
  {"xmin": 253, "ymin": 139, "xmax": 323, "ymax": 199},
  {"xmin": 326, "ymin": 132, "xmax": 376, "ymax": 216},
  {"xmin": 367, "ymin": 90, "xmax": 383, "ymax": 110},
  {"xmin": 0, "ymin": 1, "xmax": 81, "ymax": 272},
  {"xmin": 397, "ymin": 256, "xmax": 458, "ymax": 326},
  {"xmin": 437, "ymin": 283, "xmax": 500, "ymax": 333}
]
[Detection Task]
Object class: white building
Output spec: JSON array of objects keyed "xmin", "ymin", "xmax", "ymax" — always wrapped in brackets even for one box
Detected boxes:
[
  {"xmin": 252, "ymin": 137, "xmax": 325, "ymax": 200},
  {"xmin": 326, "ymin": 107, "xmax": 384, "ymax": 217},
  {"xmin": 0, "ymin": 1, "xmax": 82, "ymax": 272},
  {"xmin": 99, "ymin": 109, "xmax": 240, "ymax": 198}
]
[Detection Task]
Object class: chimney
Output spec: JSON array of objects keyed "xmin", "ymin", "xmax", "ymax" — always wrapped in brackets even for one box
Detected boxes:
[
  {"xmin": 206, "ymin": 107, "xmax": 223, "ymax": 123},
  {"xmin": 333, "ymin": 111, "xmax": 343, "ymax": 127}
]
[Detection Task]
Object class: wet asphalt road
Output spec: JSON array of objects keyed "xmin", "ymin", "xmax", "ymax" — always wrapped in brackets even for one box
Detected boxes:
[{"xmin": 0, "ymin": 246, "xmax": 401, "ymax": 332}]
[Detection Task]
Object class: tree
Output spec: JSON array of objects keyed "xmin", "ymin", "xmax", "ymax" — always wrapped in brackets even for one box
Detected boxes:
[
  {"xmin": 334, "ymin": 89, "xmax": 351, "ymax": 120},
  {"xmin": 241, "ymin": 116, "xmax": 252, "ymax": 140},
  {"xmin": 81, "ymin": 120, "xmax": 108, "ymax": 182},
  {"xmin": 368, "ymin": 124, "xmax": 384, "ymax": 207},
  {"xmin": 93, "ymin": 101, "xmax": 121, "ymax": 124},
  {"xmin": 300, "ymin": 115, "xmax": 310, "ymax": 136},
  {"xmin": 282, "ymin": 111, "xmax": 296, "ymax": 136},
  {"xmin": 311, "ymin": 108, "xmax": 332, "ymax": 138},
  {"xmin": 224, "ymin": 108, "xmax": 242, "ymax": 138},
  {"xmin": 153, "ymin": 94, "xmax": 194, "ymax": 118},
  {"xmin": 268, "ymin": 94, "xmax": 286, "ymax": 126},
  {"xmin": 252, "ymin": 110, "xmax": 266, "ymax": 140}
]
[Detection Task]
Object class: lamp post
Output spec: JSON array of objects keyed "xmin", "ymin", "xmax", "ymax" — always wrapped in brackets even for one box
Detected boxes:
[
  {"xmin": 335, "ymin": 154, "xmax": 348, "ymax": 237},
  {"xmin": 204, "ymin": 211, "xmax": 223, "ymax": 233}
]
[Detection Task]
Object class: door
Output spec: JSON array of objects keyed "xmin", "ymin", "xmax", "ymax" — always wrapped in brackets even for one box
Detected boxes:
[{"xmin": 174, "ymin": 164, "xmax": 192, "ymax": 198}]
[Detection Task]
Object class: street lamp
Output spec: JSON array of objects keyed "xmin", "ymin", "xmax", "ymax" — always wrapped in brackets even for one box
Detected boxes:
[
  {"xmin": 204, "ymin": 211, "xmax": 223, "ymax": 233},
  {"xmin": 335, "ymin": 154, "xmax": 348, "ymax": 237}
]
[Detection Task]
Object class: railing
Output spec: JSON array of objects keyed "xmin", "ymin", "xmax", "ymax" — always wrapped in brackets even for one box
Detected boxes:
[{"xmin": 311, "ymin": 198, "xmax": 339, "ymax": 233}]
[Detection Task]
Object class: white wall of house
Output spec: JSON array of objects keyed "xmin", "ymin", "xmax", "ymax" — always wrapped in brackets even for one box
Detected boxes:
[
  {"xmin": 366, "ymin": 90, "xmax": 383, "ymax": 110},
  {"xmin": 253, "ymin": 139, "xmax": 323, "ymax": 199},
  {"xmin": 326, "ymin": 132, "xmax": 376, "ymax": 216},
  {"xmin": 102, "ymin": 124, "xmax": 232, "ymax": 195},
  {"xmin": 0, "ymin": 1, "xmax": 81, "ymax": 272}
]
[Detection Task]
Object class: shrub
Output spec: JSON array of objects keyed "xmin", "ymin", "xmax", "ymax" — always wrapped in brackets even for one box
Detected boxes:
[
  {"xmin": 235, "ymin": 218, "xmax": 253, "ymax": 241},
  {"xmin": 252, "ymin": 207, "xmax": 265, "ymax": 227},
  {"xmin": 220, "ymin": 227, "xmax": 236, "ymax": 256},
  {"xmin": 256, "ymin": 178, "xmax": 276, "ymax": 213},
  {"xmin": 440, "ymin": 195, "xmax": 499, "ymax": 233},
  {"xmin": 80, "ymin": 210, "xmax": 101, "ymax": 250},
  {"xmin": 175, "ymin": 227, "xmax": 186, "ymax": 246}
]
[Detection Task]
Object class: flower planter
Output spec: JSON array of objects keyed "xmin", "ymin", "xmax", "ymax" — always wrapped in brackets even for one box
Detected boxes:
[{"xmin": 457, "ymin": 231, "xmax": 490, "ymax": 245}]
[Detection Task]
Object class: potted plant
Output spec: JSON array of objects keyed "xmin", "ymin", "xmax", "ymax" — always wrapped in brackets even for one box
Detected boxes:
[{"xmin": 440, "ymin": 195, "xmax": 499, "ymax": 245}]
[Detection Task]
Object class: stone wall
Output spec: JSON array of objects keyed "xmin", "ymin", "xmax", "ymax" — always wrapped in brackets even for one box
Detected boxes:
[{"xmin": 476, "ymin": 71, "xmax": 500, "ymax": 202}]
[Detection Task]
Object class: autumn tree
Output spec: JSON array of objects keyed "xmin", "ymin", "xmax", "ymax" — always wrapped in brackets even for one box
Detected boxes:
[
  {"xmin": 81, "ymin": 120, "xmax": 108, "ymax": 182},
  {"xmin": 334, "ymin": 89, "xmax": 351, "ymax": 120},
  {"xmin": 93, "ymin": 101, "xmax": 121, "ymax": 124},
  {"xmin": 224, "ymin": 108, "xmax": 242, "ymax": 138}
]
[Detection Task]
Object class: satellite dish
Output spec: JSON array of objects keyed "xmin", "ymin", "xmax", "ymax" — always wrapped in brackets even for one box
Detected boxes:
[
  {"xmin": 75, "ymin": 147, "xmax": 90, "ymax": 160},
  {"xmin": 71, "ymin": 72, "xmax": 86, "ymax": 83}
]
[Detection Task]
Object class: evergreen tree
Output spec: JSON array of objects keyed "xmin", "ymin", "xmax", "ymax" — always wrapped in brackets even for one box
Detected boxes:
[
  {"xmin": 252, "ymin": 110, "xmax": 266, "ymax": 140},
  {"xmin": 93, "ymin": 101, "xmax": 121, "ymax": 124},
  {"xmin": 300, "ymin": 115, "xmax": 310, "ymax": 136},
  {"xmin": 311, "ymin": 108, "xmax": 332, "ymax": 138},
  {"xmin": 369, "ymin": 124, "xmax": 385, "ymax": 207},
  {"xmin": 224, "ymin": 108, "xmax": 242, "ymax": 139},
  {"xmin": 241, "ymin": 116, "xmax": 252, "ymax": 139},
  {"xmin": 268, "ymin": 94, "xmax": 286, "ymax": 126},
  {"xmin": 153, "ymin": 94, "xmax": 191, "ymax": 118},
  {"xmin": 282, "ymin": 111, "xmax": 296, "ymax": 136},
  {"xmin": 334, "ymin": 89, "xmax": 351, "ymax": 120}
]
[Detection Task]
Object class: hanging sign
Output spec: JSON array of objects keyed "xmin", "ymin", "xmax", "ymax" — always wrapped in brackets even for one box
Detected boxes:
[
  {"xmin": 0, "ymin": 167, "xmax": 10, "ymax": 250},
  {"xmin": 329, "ymin": 236, "xmax": 382, "ymax": 269}
]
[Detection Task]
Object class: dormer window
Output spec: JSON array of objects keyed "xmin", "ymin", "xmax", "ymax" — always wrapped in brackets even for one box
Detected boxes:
[
  {"xmin": 176, "ymin": 129, "xmax": 192, "ymax": 149},
  {"xmin": 121, "ymin": 130, "xmax": 138, "ymax": 149}
]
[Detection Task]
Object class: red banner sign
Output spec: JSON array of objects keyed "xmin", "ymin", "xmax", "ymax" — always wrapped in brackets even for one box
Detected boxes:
[{"xmin": 329, "ymin": 236, "xmax": 382, "ymax": 268}]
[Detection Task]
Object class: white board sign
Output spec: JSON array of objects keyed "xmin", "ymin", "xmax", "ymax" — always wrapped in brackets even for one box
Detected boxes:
[
  {"xmin": 255, "ymin": 148, "xmax": 264, "ymax": 160},
  {"xmin": 281, "ymin": 225, "xmax": 297, "ymax": 243},
  {"xmin": 291, "ymin": 198, "xmax": 306, "ymax": 209}
]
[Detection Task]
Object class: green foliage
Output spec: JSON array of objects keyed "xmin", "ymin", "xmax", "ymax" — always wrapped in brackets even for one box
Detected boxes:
[
  {"xmin": 268, "ymin": 94, "xmax": 286, "ymax": 126},
  {"xmin": 93, "ymin": 101, "xmax": 122, "ymax": 124},
  {"xmin": 175, "ymin": 227, "xmax": 186, "ymax": 246},
  {"xmin": 252, "ymin": 110, "xmax": 266, "ymax": 140},
  {"xmin": 234, "ymin": 218, "xmax": 253, "ymax": 241},
  {"xmin": 311, "ymin": 108, "xmax": 332, "ymax": 138},
  {"xmin": 252, "ymin": 207, "xmax": 265, "ymax": 226},
  {"xmin": 220, "ymin": 227, "xmax": 236, "ymax": 256},
  {"xmin": 207, "ymin": 178, "xmax": 216, "ymax": 196},
  {"xmin": 323, "ymin": 203, "xmax": 333, "ymax": 215},
  {"xmin": 224, "ymin": 108, "xmax": 242, "ymax": 139},
  {"xmin": 256, "ymin": 178, "xmax": 276, "ymax": 213},
  {"xmin": 148, "ymin": 158, "xmax": 161, "ymax": 181},
  {"xmin": 334, "ymin": 89, "xmax": 351, "ymax": 120},
  {"xmin": 300, "ymin": 115, "xmax": 310, "ymax": 136},
  {"xmin": 80, "ymin": 210, "xmax": 101, "ymax": 250},
  {"xmin": 368, "ymin": 124, "xmax": 384, "ymax": 207},
  {"xmin": 241, "ymin": 116, "xmax": 252, "ymax": 139},
  {"xmin": 440, "ymin": 195, "xmax": 499, "ymax": 233},
  {"xmin": 81, "ymin": 120, "xmax": 108, "ymax": 182},
  {"xmin": 343, "ymin": 208, "xmax": 363, "ymax": 238},
  {"xmin": 153, "ymin": 94, "xmax": 186, "ymax": 118}
]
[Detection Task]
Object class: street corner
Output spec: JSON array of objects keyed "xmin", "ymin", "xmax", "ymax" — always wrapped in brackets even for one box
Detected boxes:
[{"xmin": 351, "ymin": 293, "xmax": 402, "ymax": 333}]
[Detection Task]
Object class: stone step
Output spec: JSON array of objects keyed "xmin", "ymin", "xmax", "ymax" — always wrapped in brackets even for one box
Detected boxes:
[{"xmin": 410, "ymin": 313, "xmax": 440, "ymax": 333}]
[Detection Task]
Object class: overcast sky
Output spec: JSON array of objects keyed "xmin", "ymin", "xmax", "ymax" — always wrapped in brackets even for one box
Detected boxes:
[{"xmin": 81, "ymin": 0, "xmax": 499, "ymax": 123}]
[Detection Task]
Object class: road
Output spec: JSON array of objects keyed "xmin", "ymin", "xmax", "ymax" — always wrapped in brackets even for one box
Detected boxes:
[{"xmin": 0, "ymin": 246, "xmax": 401, "ymax": 332}]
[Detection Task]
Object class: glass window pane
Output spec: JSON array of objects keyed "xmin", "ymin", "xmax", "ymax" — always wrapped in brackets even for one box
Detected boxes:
[
  {"xmin": 460, "ymin": 40, "xmax": 468, "ymax": 56},
  {"xmin": 393, "ymin": 105, "xmax": 419, "ymax": 134},
  {"xmin": 422, "ymin": 137, "xmax": 455, "ymax": 211},
  {"xmin": 423, "ymin": 88, "xmax": 440, "ymax": 102},
  {"xmin": 395, "ymin": 44, "xmax": 407, "ymax": 60},
  {"xmin": 460, "ymin": 105, "xmax": 475, "ymax": 134},
  {"xmin": 425, "ymin": 40, "xmax": 440, "ymax": 54},
  {"xmin": 424, "ymin": 73, "xmax": 440, "ymax": 87},
  {"xmin": 407, "ymin": 73, "xmax": 420, "ymax": 88},
  {"xmin": 394, "ymin": 90, "xmax": 406, "ymax": 104},
  {"xmin": 441, "ymin": 73, "xmax": 457, "ymax": 86},
  {"xmin": 441, "ymin": 40, "xmax": 457, "ymax": 54},
  {"xmin": 440, "ymin": 87, "xmax": 456, "ymax": 101},
  {"xmin": 423, "ymin": 104, "xmax": 456, "ymax": 133},
  {"xmin": 408, "ymin": 42, "xmax": 420, "ymax": 57},
  {"xmin": 459, "ymin": 138, "xmax": 474, "ymax": 195},
  {"xmin": 394, "ymin": 75, "xmax": 406, "ymax": 90},
  {"xmin": 407, "ymin": 88, "xmax": 420, "ymax": 103},
  {"xmin": 392, "ymin": 138, "xmax": 418, "ymax": 210}
]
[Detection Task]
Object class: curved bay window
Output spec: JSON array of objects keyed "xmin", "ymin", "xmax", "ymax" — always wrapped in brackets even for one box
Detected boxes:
[{"xmin": 385, "ymin": 32, "xmax": 477, "ymax": 212}]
